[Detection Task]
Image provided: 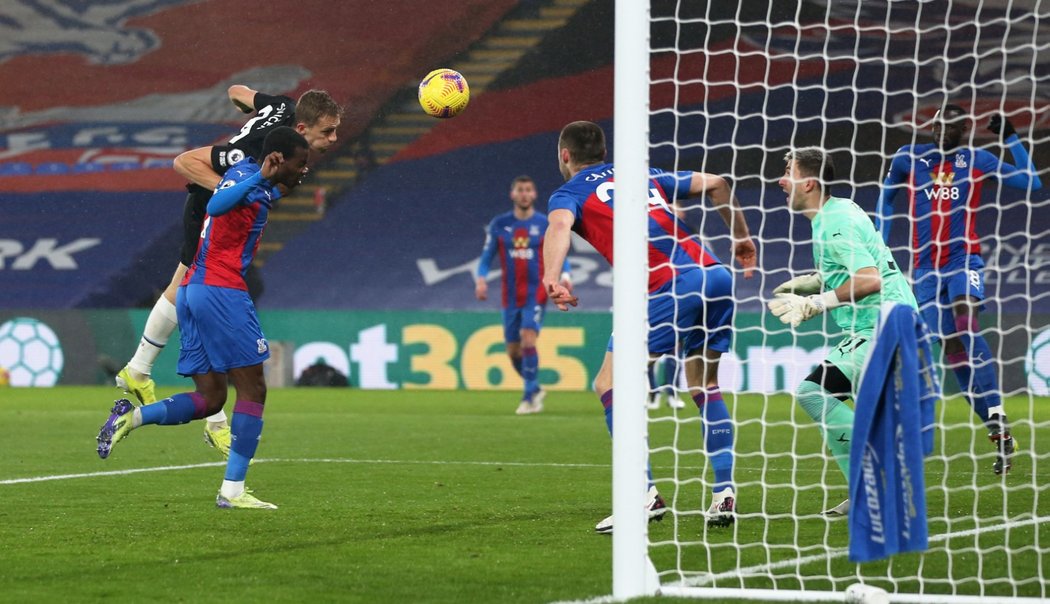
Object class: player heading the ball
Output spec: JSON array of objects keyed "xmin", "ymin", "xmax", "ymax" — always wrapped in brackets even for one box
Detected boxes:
[{"xmin": 97, "ymin": 127, "xmax": 312, "ymax": 510}]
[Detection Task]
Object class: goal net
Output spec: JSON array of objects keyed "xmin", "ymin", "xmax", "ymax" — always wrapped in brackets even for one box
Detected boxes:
[{"xmin": 612, "ymin": 0, "xmax": 1050, "ymax": 601}]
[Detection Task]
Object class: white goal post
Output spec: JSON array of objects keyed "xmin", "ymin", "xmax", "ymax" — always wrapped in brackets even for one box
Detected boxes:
[{"xmin": 612, "ymin": 0, "xmax": 1049, "ymax": 602}]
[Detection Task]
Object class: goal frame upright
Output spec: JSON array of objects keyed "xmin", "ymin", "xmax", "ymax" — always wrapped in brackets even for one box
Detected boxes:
[{"xmin": 612, "ymin": 0, "xmax": 655, "ymax": 599}]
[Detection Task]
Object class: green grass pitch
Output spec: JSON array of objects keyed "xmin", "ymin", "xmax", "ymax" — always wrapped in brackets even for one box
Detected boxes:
[{"xmin": 1, "ymin": 388, "xmax": 1046, "ymax": 602}]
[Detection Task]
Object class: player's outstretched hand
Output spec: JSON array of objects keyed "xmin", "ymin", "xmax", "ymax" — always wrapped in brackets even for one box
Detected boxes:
[
  {"xmin": 767, "ymin": 293, "xmax": 822, "ymax": 328},
  {"xmin": 474, "ymin": 278, "xmax": 488, "ymax": 301},
  {"xmin": 733, "ymin": 237, "xmax": 757, "ymax": 279},
  {"xmin": 546, "ymin": 281, "xmax": 579, "ymax": 311},
  {"xmin": 261, "ymin": 151, "xmax": 284, "ymax": 181},
  {"xmin": 773, "ymin": 272, "xmax": 823, "ymax": 295},
  {"xmin": 988, "ymin": 114, "xmax": 1017, "ymax": 140}
]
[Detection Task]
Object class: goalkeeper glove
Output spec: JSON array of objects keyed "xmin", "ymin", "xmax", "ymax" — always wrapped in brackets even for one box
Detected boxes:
[
  {"xmin": 988, "ymin": 113, "xmax": 1017, "ymax": 141},
  {"xmin": 767, "ymin": 291, "xmax": 841, "ymax": 328},
  {"xmin": 772, "ymin": 272, "xmax": 823, "ymax": 296}
]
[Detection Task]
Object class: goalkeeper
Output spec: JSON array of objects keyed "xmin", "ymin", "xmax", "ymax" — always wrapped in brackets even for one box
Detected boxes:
[{"xmin": 768, "ymin": 147, "xmax": 917, "ymax": 517}]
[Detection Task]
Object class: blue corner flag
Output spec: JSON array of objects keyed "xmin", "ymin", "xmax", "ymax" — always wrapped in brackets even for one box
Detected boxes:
[{"xmin": 849, "ymin": 303, "xmax": 940, "ymax": 563}]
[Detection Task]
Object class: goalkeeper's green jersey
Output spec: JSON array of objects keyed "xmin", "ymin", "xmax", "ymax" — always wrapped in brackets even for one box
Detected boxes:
[{"xmin": 812, "ymin": 196, "xmax": 917, "ymax": 333}]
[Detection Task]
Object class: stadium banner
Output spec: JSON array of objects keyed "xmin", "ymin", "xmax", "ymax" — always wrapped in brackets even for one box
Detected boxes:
[{"xmin": 0, "ymin": 309, "xmax": 1044, "ymax": 393}]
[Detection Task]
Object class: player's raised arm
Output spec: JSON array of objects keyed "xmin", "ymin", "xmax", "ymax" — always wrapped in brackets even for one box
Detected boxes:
[
  {"xmin": 475, "ymin": 221, "xmax": 497, "ymax": 301},
  {"xmin": 987, "ymin": 114, "xmax": 1043, "ymax": 191},
  {"xmin": 688, "ymin": 172, "xmax": 757, "ymax": 278},
  {"xmin": 174, "ymin": 146, "xmax": 223, "ymax": 191},
  {"xmin": 875, "ymin": 148, "xmax": 910, "ymax": 244},
  {"xmin": 542, "ymin": 208, "xmax": 578, "ymax": 311},
  {"xmin": 228, "ymin": 85, "xmax": 259, "ymax": 114}
]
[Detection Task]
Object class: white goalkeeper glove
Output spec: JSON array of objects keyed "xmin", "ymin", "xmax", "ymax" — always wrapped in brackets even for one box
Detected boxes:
[
  {"xmin": 767, "ymin": 291, "xmax": 841, "ymax": 328},
  {"xmin": 773, "ymin": 272, "xmax": 823, "ymax": 295}
]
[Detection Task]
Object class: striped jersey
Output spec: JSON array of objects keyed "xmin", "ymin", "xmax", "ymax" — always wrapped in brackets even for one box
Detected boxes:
[
  {"xmin": 547, "ymin": 163, "xmax": 720, "ymax": 292},
  {"xmin": 183, "ymin": 158, "xmax": 278, "ymax": 290},
  {"xmin": 883, "ymin": 144, "xmax": 1014, "ymax": 269},
  {"xmin": 477, "ymin": 211, "xmax": 550, "ymax": 308}
]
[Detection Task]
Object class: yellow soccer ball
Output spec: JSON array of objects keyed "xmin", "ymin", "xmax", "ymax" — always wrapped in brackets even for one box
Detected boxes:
[{"xmin": 418, "ymin": 68, "xmax": 470, "ymax": 118}]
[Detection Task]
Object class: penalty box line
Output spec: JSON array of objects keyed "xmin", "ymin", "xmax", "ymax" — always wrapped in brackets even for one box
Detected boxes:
[{"xmin": 0, "ymin": 457, "xmax": 612, "ymax": 485}]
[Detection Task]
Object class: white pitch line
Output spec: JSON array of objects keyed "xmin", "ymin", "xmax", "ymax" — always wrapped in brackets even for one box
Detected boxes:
[
  {"xmin": 674, "ymin": 514, "xmax": 1050, "ymax": 588},
  {"xmin": 0, "ymin": 457, "xmax": 611, "ymax": 485},
  {"xmin": 0, "ymin": 461, "xmax": 227, "ymax": 485}
]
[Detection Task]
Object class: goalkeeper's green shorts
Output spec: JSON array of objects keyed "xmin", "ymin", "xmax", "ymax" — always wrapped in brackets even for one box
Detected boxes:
[{"xmin": 826, "ymin": 329, "xmax": 875, "ymax": 394}]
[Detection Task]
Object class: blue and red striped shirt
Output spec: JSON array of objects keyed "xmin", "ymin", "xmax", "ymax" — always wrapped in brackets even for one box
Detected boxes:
[
  {"xmin": 547, "ymin": 163, "xmax": 720, "ymax": 292},
  {"xmin": 183, "ymin": 158, "xmax": 278, "ymax": 290},
  {"xmin": 878, "ymin": 139, "xmax": 1041, "ymax": 269},
  {"xmin": 477, "ymin": 211, "xmax": 559, "ymax": 308}
]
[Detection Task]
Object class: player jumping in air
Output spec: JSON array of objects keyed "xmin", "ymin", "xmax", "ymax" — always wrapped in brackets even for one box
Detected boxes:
[
  {"xmin": 97, "ymin": 127, "xmax": 311, "ymax": 509},
  {"xmin": 876, "ymin": 105, "xmax": 1042, "ymax": 475},
  {"xmin": 115, "ymin": 86, "xmax": 341, "ymax": 456},
  {"xmin": 475, "ymin": 175, "xmax": 572, "ymax": 414},
  {"xmin": 543, "ymin": 121, "xmax": 757, "ymax": 532},
  {"xmin": 770, "ymin": 147, "xmax": 918, "ymax": 517}
]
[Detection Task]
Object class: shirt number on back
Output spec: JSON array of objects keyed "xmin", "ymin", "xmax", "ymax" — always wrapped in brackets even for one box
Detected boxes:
[
  {"xmin": 595, "ymin": 182, "xmax": 670, "ymax": 210},
  {"xmin": 228, "ymin": 105, "xmax": 274, "ymax": 144}
]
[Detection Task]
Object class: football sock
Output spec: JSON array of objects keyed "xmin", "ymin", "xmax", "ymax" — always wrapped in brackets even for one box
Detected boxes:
[
  {"xmin": 138, "ymin": 392, "xmax": 209, "ymax": 426},
  {"xmin": 797, "ymin": 380, "xmax": 854, "ymax": 480},
  {"xmin": 127, "ymin": 295, "xmax": 178, "ymax": 377},
  {"xmin": 951, "ymin": 315, "xmax": 999, "ymax": 425},
  {"xmin": 511, "ymin": 355, "xmax": 523, "ymax": 377},
  {"xmin": 521, "ymin": 346, "xmax": 539, "ymax": 398},
  {"xmin": 692, "ymin": 389, "xmax": 734, "ymax": 492},
  {"xmin": 225, "ymin": 400, "xmax": 264, "ymax": 485},
  {"xmin": 660, "ymin": 357, "xmax": 677, "ymax": 396},
  {"xmin": 600, "ymin": 389, "xmax": 613, "ymax": 434},
  {"xmin": 600, "ymin": 388, "xmax": 655, "ymax": 488}
]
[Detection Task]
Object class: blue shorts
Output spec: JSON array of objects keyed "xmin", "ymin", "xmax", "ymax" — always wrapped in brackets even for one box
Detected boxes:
[
  {"xmin": 914, "ymin": 255, "xmax": 986, "ymax": 339},
  {"xmin": 608, "ymin": 265, "xmax": 734, "ymax": 356},
  {"xmin": 176, "ymin": 284, "xmax": 270, "ymax": 376},
  {"xmin": 502, "ymin": 304, "xmax": 545, "ymax": 343}
]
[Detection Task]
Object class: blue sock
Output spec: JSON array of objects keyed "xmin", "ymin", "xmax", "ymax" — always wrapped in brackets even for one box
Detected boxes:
[
  {"xmin": 947, "ymin": 350, "xmax": 987, "ymax": 422},
  {"xmin": 224, "ymin": 400, "xmax": 264, "ymax": 482},
  {"xmin": 600, "ymin": 389, "xmax": 654, "ymax": 488},
  {"xmin": 659, "ymin": 357, "xmax": 676, "ymax": 396},
  {"xmin": 953, "ymin": 315, "xmax": 1001, "ymax": 423},
  {"xmin": 511, "ymin": 356, "xmax": 523, "ymax": 377},
  {"xmin": 693, "ymin": 389, "xmax": 734, "ymax": 492},
  {"xmin": 521, "ymin": 346, "xmax": 539, "ymax": 398},
  {"xmin": 139, "ymin": 392, "xmax": 206, "ymax": 426}
]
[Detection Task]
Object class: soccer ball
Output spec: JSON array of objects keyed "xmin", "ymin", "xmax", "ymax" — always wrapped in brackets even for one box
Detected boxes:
[
  {"xmin": 0, "ymin": 317, "xmax": 64, "ymax": 387},
  {"xmin": 1025, "ymin": 328, "xmax": 1050, "ymax": 395},
  {"xmin": 418, "ymin": 68, "xmax": 470, "ymax": 118}
]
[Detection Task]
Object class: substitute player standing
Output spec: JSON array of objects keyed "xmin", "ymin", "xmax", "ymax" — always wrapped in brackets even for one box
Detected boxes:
[
  {"xmin": 770, "ymin": 147, "xmax": 918, "ymax": 517},
  {"xmin": 116, "ymin": 86, "xmax": 341, "ymax": 455},
  {"xmin": 475, "ymin": 175, "xmax": 572, "ymax": 414},
  {"xmin": 876, "ymin": 105, "xmax": 1041, "ymax": 475},
  {"xmin": 543, "ymin": 121, "xmax": 757, "ymax": 531},
  {"xmin": 97, "ymin": 127, "xmax": 311, "ymax": 509}
]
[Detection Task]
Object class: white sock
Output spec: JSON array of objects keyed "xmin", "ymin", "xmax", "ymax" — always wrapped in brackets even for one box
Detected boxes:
[
  {"xmin": 131, "ymin": 407, "xmax": 143, "ymax": 429},
  {"xmin": 220, "ymin": 479, "xmax": 245, "ymax": 499},
  {"xmin": 987, "ymin": 404, "xmax": 1005, "ymax": 419},
  {"xmin": 128, "ymin": 296, "xmax": 178, "ymax": 376},
  {"xmin": 206, "ymin": 409, "xmax": 228, "ymax": 426}
]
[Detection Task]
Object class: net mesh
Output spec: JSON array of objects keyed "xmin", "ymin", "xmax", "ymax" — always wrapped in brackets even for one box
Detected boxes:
[{"xmin": 641, "ymin": 0, "xmax": 1050, "ymax": 599}]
